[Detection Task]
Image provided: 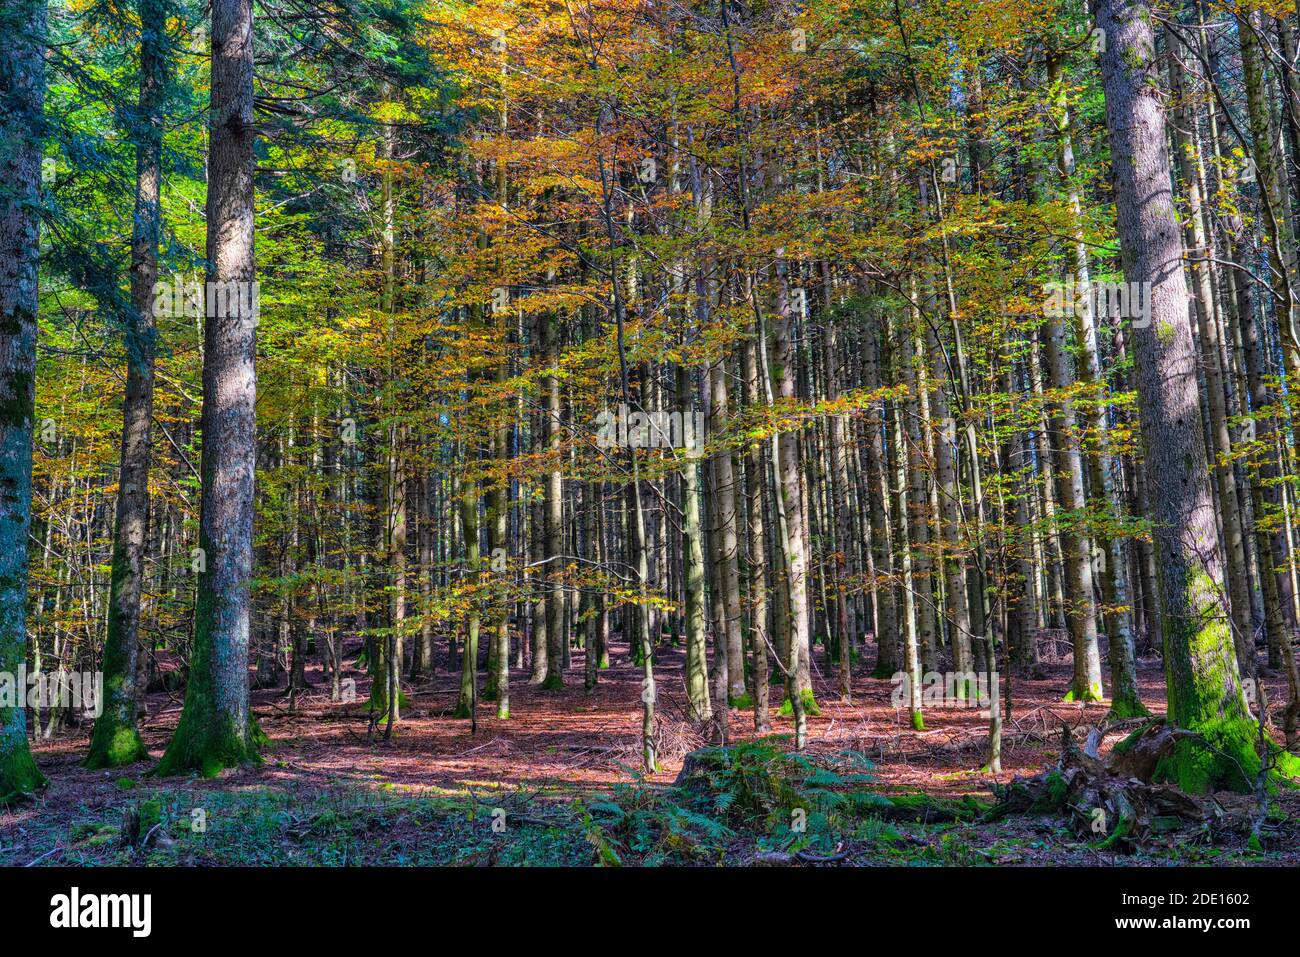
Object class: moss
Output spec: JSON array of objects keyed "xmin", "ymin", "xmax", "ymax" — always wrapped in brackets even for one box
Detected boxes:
[
  {"xmin": 0, "ymin": 369, "xmax": 35, "ymax": 431},
  {"xmin": 1163, "ymin": 565, "xmax": 1246, "ymax": 730},
  {"xmin": 777, "ymin": 688, "xmax": 821, "ymax": 717},
  {"xmin": 911, "ymin": 710, "xmax": 925, "ymax": 731},
  {"xmin": 1272, "ymin": 748, "xmax": 1300, "ymax": 784},
  {"xmin": 152, "ymin": 709, "xmax": 263, "ymax": 778},
  {"xmin": 1093, "ymin": 807, "xmax": 1136, "ymax": 850},
  {"xmin": 84, "ymin": 724, "xmax": 149, "ymax": 770},
  {"xmin": 1023, "ymin": 770, "xmax": 1068, "ymax": 812},
  {"xmin": 1062, "ymin": 681, "xmax": 1104, "ymax": 703},
  {"xmin": 1152, "ymin": 716, "xmax": 1263, "ymax": 794},
  {"xmin": 0, "ymin": 743, "xmax": 47, "ymax": 805},
  {"xmin": 886, "ymin": 793, "xmax": 988, "ymax": 822},
  {"xmin": 368, "ymin": 685, "xmax": 410, "ymax": 713},
  {"xmin": 138, "ymin": 798, "xmax": 163, "ymax": 832},
  {"xmin": 82, "ymin": 825, "xmax": 120, "ymax": 848},
  {"xmin": 730, "ymin": 692, "xmax": 754, "ymax": 709},
  {"xmin": 1112, "ymin": 720, "xmax": 1159, "ymax": 755},
  {"xmin": 1106, "ymin": 696, "xmax": 1151, "ymax": 720}
]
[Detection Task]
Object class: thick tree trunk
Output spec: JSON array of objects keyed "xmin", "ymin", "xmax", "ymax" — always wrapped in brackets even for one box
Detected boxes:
[
  {"xmin": 1093, "ymin": 0, "xmax": 1278, "ymax": 792},
  {"xmin": 155, "ymin": 0, "xmax": 261, "ymax": 776},
  {"xmin": 1164, "ymin": 24, "xmax": 1255, "ymax": 677},
  {"xmin": 0, "ymin": 0, "xmax": 49, "ymax": 800}
]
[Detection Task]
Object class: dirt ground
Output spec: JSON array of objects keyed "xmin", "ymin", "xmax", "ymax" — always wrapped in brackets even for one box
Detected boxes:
[{"xmin": 4, "ymin": 633, "xmax": 1299, "ymax": 865}]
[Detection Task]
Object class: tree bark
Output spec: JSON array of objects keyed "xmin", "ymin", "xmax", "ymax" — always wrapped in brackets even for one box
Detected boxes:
[
  {"xmin": 85, "ymin": 0, "xmax": 167, "ymax": 768},
  {"xmin": 155, "ymin": 0, "xmax": 261, "ymax": 775},
  {"xmin": 0, "ymin": 0, "xmax": 49, "ymax": 800},
  {"xmin": 1093, "ymin": 0, "xmax": 1268, "ymax": 791}
]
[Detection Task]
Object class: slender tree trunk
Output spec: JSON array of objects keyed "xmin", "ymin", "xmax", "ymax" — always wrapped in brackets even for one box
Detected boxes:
[
  {"xmin": 85, "ymin": 0, "xmax": 168, "ymax": 767},
  {"xmin": 709, "ymin": 358, "xmax": 745, "ymax": 701},
  {"xmin": 771, "ymin": 257, "xmax": 813, "ymax": 743},
  {"xmin": 863, "ymin": 313, "xmax": 899, "ymax": 678},
  {"xmin": 541, "ymin": 313, "xmax": 566, "ymax": 689},
  {"xmin": 453, "ymin": 465, "xmax": 480, "ymax": 720},
  {"xmin": 1039, "ymin": 298, "xmax": 1104, "ymax": 703},
  {"xmin": 678, "ymin": 365, "xmax": 711, "ymax": 722},
  {"xmin": 888, "ymin": 325, "xmax": 925, "ymax": 732},
  {"xmin": 742, "ymin": 336, "xmax": 771, "ymax": 732}
]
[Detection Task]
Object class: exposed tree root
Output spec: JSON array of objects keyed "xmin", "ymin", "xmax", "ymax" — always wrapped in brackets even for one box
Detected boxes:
[{"xmin": 988, "ymin": 723, "xmax": 1265, "ymax": 850}]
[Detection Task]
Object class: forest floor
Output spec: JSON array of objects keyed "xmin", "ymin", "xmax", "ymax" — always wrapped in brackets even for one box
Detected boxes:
[{"xmin": 4, "ymin": 633, "xmax": 1300, "ymax": 866}]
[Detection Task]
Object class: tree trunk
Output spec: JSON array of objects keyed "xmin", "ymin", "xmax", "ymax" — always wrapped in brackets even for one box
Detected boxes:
[
  {"xmin": 0, "ymin": 0, "xmax": 49, "ymax": 800},
  {"xmin": 154, "ymin": 0, "xmax": 261, "ymax": 776},
  {"xmin": 678, "ymin": 365, "xmax": 711, "ymax": 722},
  {"xmin": 85, "ymin": 0, "xmax": 167, "ymax": 768},
  {"xmin": 1093, "ymin": 0, "xmax": 1272, "ymax": 792}
]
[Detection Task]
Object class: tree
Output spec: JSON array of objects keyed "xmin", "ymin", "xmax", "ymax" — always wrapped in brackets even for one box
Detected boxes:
[
  {"xmin": 153, "ymin": 0, "xmax": 261, "ymax": 776},
  {"xmin": 84, "ymin": 0, "xmax": 171, "ymax": 770},
  {"xmin": 1092, "ymin": 0, "xmax": 1294, "ymax": 791},
  {"xmin": 0, "ymin": 0, "xmax": 49, "ymax": 803}
]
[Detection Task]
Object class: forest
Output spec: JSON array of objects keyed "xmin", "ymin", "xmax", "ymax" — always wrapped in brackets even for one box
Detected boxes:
[{"xmin": 2, "ymin": 0, "xmax": 1300, "ymax": 871}]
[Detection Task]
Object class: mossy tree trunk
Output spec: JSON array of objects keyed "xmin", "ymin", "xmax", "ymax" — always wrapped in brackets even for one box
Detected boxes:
[
  {"xmin": 1093, "ymin": 0, "xmax": 1264, "ymax": 792},
  {"xmin": 0, "ymin": 0, "xmax": 49, "ymax": 802},
  {"xmin": 1164, "ymin": 19, "xmax": 1255, "ymax": 679}
]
